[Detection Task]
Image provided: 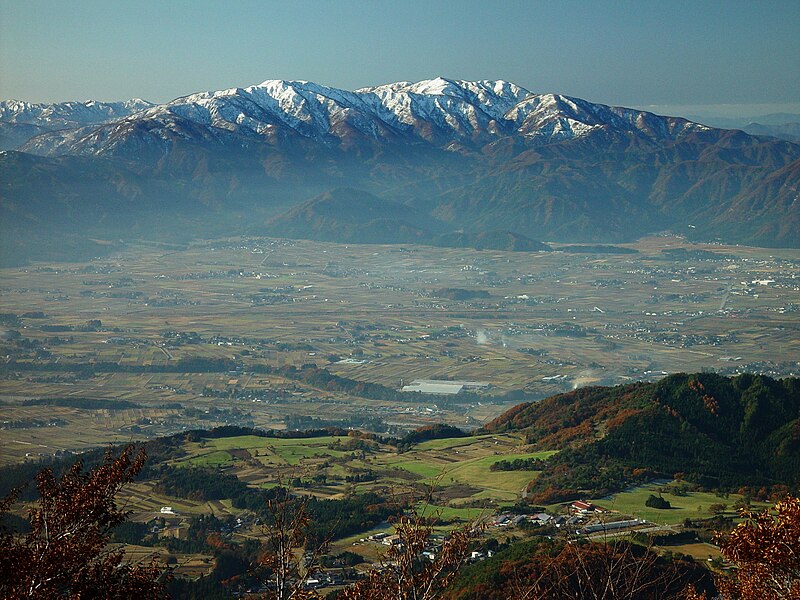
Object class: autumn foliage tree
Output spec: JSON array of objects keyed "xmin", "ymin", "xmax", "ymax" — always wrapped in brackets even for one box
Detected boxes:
[
  {"xmin": 340, "ymin": 512, "xmax": 476, "ymax": 600},
  {"xmin": 0, "ymin": 445, "xmax": 168, "ymax": 599},
  {"xmin": 520, "ymin": 539, "xmax": 707, "ymax": 600},
  {"xmin": 446, "ymin": 536, "xmax": 712, "ymax": 600},
  {"xmin": 714, "ymin": 495, "xmax": 800, "ymax": 599},
  {"xmin": 253, "ymin": 493, "xmax": 326, "ymax": 600}
]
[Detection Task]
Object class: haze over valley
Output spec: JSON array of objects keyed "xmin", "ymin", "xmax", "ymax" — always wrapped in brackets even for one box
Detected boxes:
[
  {"xmin": 2, "ymin": 77, "xmax": 799, "ymax": 268},
  {"xmin": 2, "ymin": 3, "xmax": 800, "ymax": 597}
]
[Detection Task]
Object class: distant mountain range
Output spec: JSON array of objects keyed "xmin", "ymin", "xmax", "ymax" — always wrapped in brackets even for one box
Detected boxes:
[
  {"xmin": 0, "ymin": 98, "xmax": 153, "ymax": 151},
  {"xmin": 689, "ymin": 113, "xmax": 800, "ymax": 142},
  {"xmin": 2, "ymin": 78, "xmax": 799, "ymax": 264}
]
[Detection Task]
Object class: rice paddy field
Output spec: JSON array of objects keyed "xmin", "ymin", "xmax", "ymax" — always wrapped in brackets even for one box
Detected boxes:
[
  {"xmin": 3, "ymin": 235, "xmax": 796, "ymax": 585},
  {"xmin": 2, "ymin": 235, "xmax": 798, "ymax": 465}
]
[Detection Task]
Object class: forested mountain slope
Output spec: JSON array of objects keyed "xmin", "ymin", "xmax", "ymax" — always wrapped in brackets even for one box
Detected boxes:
[{"xmin": 484, "ymin": 373, "xmax": 800, "ymax": 501}]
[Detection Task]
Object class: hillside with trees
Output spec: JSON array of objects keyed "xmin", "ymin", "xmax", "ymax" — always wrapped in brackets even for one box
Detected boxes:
[
  {"xmin": 2, "ymin": 444, "xmax": 798, "ymax": 598},
  {"xmin": 483, "ymin": 373, "xmax": 800, "ymax": 502}
]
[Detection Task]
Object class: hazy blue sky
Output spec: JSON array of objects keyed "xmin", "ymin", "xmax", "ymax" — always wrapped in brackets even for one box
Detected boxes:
[{"xmin": 2, "ymin": 0, "xmax": 799, "ymax": 118}]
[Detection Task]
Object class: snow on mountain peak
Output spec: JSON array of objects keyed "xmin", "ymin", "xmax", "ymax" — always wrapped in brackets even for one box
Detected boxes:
[
  {"xmin": 0, "ymin": 98, "xmax": 154, "ymax": 128},
  {"xmin": 408, "ymin": 76, "xmax": 462, "ymax": 96},
  {"xmin": 5, "ymin": 78, "xmax": 711, "ymax": 156}
]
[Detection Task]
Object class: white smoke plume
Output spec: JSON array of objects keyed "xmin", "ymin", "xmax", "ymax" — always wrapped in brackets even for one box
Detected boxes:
[{"xmin": 572, "ymin": 370, "xmax": 597, "ymax": 390}]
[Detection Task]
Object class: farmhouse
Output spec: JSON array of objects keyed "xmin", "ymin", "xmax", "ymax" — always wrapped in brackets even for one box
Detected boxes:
[
  {"xmin": 382, "ymin": 534, "xmax": 401, "ymax": 546},
  {"xmin": 570, "ymin": 500, "xmax": 599, "ymax": 513},
  {"xmin": 530, "ymin": 513, "xmax": 553, "ymax": 525}
]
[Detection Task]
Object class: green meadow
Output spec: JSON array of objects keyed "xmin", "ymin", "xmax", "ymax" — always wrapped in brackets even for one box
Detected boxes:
[
  {"xmin": 175, "ymin": 433, "xmax": 553, "ymax": 507},
  {"xmin": 590, "ymin": 482, "xmax": 771, "ymax": 524}
]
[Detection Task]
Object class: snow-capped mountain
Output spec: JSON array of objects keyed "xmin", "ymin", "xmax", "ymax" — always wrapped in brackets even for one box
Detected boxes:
[
  {"xmin": 0, "ymin": 98, "xmax": 153, "ymax": 129},
  {"xmin": 2, "ymin": 78, "xmax": 799, "ymax": 259},
  {"xmin": 0, "ymin": 98, "xmax": 153, "ymax": 151},
  {"xmin": 15, "ymin": 78, "xmax": 709, "ymax": 157},
  {"xmin": 162, "ymin": 76, "xmax": 706, "ymax": 144}
]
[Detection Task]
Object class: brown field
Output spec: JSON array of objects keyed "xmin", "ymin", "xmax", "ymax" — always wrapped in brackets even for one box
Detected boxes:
[{"xmin": 1, "ymin": 235, "xmax": 799, "ymax": 464}]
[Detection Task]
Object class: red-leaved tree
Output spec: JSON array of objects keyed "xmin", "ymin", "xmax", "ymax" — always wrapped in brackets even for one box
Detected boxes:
[
  {"xmin": 715, "ymin": 495, "xmax": 800, "ymax": 599},
  {"xmin": 0, "ymin": 445, "xmax": 169, "ymax": 599}
]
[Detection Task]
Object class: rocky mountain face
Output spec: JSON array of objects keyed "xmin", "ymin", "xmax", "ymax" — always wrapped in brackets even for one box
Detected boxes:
[{"xmin": 2, "ymin": 78, "xmax": 799, "ymax": 264}]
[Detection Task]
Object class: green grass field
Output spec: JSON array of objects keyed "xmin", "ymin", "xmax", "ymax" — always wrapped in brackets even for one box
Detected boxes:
[
  {"xmin": 386, "ymin": 459, "xmax": 443, "ymax": 479},
  {"xmin": 442, "ymin": 455, "xmax": 547, "ymax": 493},
  {"xmin": 195, "ymin": 435, "xmax": 353, "ymax": 466},
  {"xmin": 414, "ymin": 435, "xmax": 500, "ymax": 451},
  {"xmin": 379, "ymin": 441, "xmax": 557, "ymax": 503},
  {"xmin": 172, "ymin": 433, "xmax": 555, "ymax": 507},
  {"xmin": 187, "ymin": 450, "xmax": 233, "ymax": 467},
  {"xmin": 590, "ymin": 482, "xmax": 771, "ymax": 524}
]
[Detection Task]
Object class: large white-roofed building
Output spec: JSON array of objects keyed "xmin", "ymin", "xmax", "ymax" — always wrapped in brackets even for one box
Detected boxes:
[{"xmin": 400, "ymin": 379, "xmax": 489, "ymax": 395}]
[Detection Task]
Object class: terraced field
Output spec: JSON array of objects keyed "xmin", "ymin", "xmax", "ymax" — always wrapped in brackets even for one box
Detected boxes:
[{"xmin": 171, "ymin": 432, "xmax": 552, "ymax": 508}]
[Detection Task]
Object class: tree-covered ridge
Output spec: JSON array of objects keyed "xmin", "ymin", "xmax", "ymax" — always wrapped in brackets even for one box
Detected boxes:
[
  {"xmin": 484, "ymin": 373, "xmax": 800, "ymax": 501},
  {"xmin": 443, "ymin": 536, "xmax": 715, "ymax": 600},
  {"xmin": 482, "ymin": 381, "xmax": 655, "ymax": 447},
  {"xmin": 399, "ymin": 423, "xmax": 468, "ymax": 446}
]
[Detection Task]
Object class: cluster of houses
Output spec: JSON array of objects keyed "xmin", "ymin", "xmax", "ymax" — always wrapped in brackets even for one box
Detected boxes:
[
  {"xmin": 367, "ymin": 531, "xmax": 400, "ymax": 546},
  {"xmin": 301, "ymin": 572, "xmax": 346, "ymax": 590},
  {"xmin": 493, "ymin": 500, "xmax": 604, "ymax": 529},
  {"xmin": 237, "ymin": 571, "xmax": 347, "ymax": 597},
  {"xmin": 490, "ymin": 500, "xmax": 648, "ymax": 536},
  {"xmin": 171, "ymin": 496, "xmax": 654, "ymax": 596},
  {"xmin": 362, "ymin": 530, "xmax": 495, "ymax": 564}
]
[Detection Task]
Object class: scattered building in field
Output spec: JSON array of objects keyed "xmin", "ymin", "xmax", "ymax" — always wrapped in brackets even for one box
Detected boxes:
[
  {"xmin": 402, "ymin": 381, "xmax": 464, "ymax": 394},
  {"xmin": 571, "ymin": 500, "xmax": 600, "ymax": 513},
  {"xmin": 401, "ymin": 379, "xmax": 489, "ymax": 395},
  {"xmin": 577, "ymin": 519, "xmax": 645, "ymax": 535},
  {"xmin": 382, "ymin": 534, "xmax": 401, "ymax": 546}
]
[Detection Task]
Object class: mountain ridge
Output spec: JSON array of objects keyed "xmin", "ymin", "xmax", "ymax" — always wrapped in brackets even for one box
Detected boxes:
[
  {"xmin": 263, "ymin": 187, "xmax": 553, "ymax": 251},
  {"xmin": 2, "ymin": 77, "xmax": 799, "ymax": 262},
  {"xmin": 17, "ymin": 78, "xmax": 711, "ymax": 157},
  {"xmin": 0, "ymin": 98, "xmax": 153, "ymax": 151}
]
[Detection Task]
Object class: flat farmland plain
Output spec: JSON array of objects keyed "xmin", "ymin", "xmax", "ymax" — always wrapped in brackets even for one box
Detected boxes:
[{"xmin": 1, "ymin": 235, "xmax": 799, "ymax": 463}]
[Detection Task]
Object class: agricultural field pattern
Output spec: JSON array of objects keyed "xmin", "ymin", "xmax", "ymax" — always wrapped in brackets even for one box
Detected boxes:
[{"xmin": 1, "ymin": 234, "xmax": 799, "ymax": 465}]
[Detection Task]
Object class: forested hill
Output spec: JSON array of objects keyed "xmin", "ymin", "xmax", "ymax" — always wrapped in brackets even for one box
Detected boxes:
[{"xmin": 483, "ymin": 373, "xmax": 800, "ymax": 502}]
